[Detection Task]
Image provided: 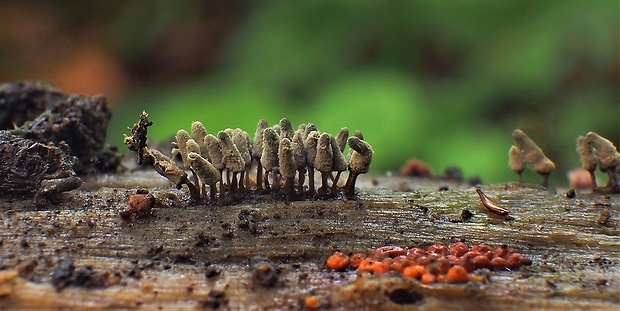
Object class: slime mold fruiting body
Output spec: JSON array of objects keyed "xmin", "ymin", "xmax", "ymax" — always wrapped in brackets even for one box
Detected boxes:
[{"xmin": 125, "ymin": 113, "xmax": 374, "ymax": 202}]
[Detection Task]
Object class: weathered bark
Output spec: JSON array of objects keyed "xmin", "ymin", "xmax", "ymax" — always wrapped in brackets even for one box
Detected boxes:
[{"xmin": 0, "ymin": 171, "xmax": 617, "ymax": 310}]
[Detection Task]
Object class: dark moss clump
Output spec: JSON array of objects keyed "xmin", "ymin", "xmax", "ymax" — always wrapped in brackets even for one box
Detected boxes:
[
  {"xmin": 0, "ymin": 81, "xmax": 67, "ymax": 130},
  {"xmin": 1, "ymin": 81, "xmax": 120, "ymax": 174}
]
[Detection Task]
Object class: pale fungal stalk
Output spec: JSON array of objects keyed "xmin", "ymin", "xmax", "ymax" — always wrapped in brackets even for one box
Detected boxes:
[
  {"xmin": 191, "ymin": 121, "xmax": 209, "ymax": 157},
  {"xmin": 330, "ymin": 135, "xmax": 348, "ymax": 195},
  {"xmin": 171, "ymin": 129, "xmax": 192, "ymax": 169},
  {"xmin": 147, "ymin": 147, "xmax": 201, "ymax": 201},
  {"xmin": 512, "ymin": 130, "xmax": 555, "ymax": 187},
  {"xmin": 577, "ymin": 135, "xmax": 598, "ymax": 188},
  {"xmin": 232, "ymin": 129, "xmax": 252, "ymax": 190},
  {"xmin": 348, "ymin": 130, "xmax": 364, "ymax": 160},
  {"xmin": 345, "ymin": 136, "xmax": 373, "ymax": 196},
  {"xmin": 261, "ymin": 127, "xmax": 280, "ymax": 192},
  {"xmin": 278, "ymin": 138, "xmax": 296, "ymax": 197},
  {"xmin": 509, "ymin": 145, "xmax": 525, "ymax": 183},
  {"xmin": 586, "ymin": 132, "xmax": 620, "ymax": 192},
  {"xmin": 185, "ymin": 138, "xmax": 202, "ymax": 190},
  {"xmin": 218, "ymin": 131, "xmax": 245, "ymax": 193},
  {"xmin": 188, "ymin": 152, "xmax": 220, "ymax": 200},
  {"xmin": 204, "ymin": 134, "xmax": 224, "ymax": 195},
  {"xmin": 305, "ymin": 131, "xmax": 320, "ymax": 195},
  {"xmin": 279, "ymin": 118, "xmax": 294, "ymax": 141},
  {"xmin": 292, "ymin": 129, "xmax": 307, "ymax": 195},
  {"xmin": 297, "ymin": 123, "xmax": 306, "ymax": 135},
  {"xmin": 335, "ymin": 127, "xmax": 348, "ymax": 153},
  {"xmin": 315, "ymin": 133, "xmax": 333, "ymax": 195},
  {"xmin": 304, "ymin": 123, "xmax": 317, "ymax": 140},
  {"xmin": 252, "ymin": 119, "xmax": 268, "ymax": 190}
]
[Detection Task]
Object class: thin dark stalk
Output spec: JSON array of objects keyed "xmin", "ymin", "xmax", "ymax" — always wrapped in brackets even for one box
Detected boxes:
[
  {"xmin": 344, "ymin": 172, "xmax": 359, "ymax": 196},
  {"xmin": 209, "ymin": 183, "xmax": 216, "ymax": 201},
  {"xmin": 331, "ymin": 171, "xmax": 342, "ymax": 195},
  {"xmin": 231, "ymin": 173, "xmax": 238, "ymax": 192},
  {"xmin": 297, "ymin": 169, "xmax": 306, "ymax": 195},
  {"xmin": 264, "ymin": 171, "xmax": 271, "ymax": 192},
  {"xmin": 307, "ymin": 168, "xmax": 315, "ymax": 195},
  {"xmin": 319, "ymin": 171, "xmax": 329, "ymax": 195},
  {"xmin": 239, "ymin": 171, "xmax": 245, "ymax": 190},
  {"xmin": 284, "ymin": 176, "xmax": 295, "ymax": 197},
  {"xmin": 273, "ymin": 172, "xmax": 281, "ymax": 191},
  {"xmin": 256, "ymin": 162, "xmax": 263, "ymax": 190}
]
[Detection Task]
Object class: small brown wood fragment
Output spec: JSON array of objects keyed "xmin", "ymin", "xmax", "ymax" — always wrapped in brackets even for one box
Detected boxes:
[{"xmin": 475, "ymin": 188, "xmax": 510, "ymax": 216}]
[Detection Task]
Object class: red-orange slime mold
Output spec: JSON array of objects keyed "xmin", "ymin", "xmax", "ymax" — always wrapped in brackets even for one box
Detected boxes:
[{"xmin": 326, "ymin": 242, "xmax": 531, "ymax": 285}]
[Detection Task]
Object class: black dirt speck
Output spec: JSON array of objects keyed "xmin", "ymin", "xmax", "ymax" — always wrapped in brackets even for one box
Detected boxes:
[
  {"xmin": 52, "ymin": 258, "xmax": 75, "ymax": 291},
  {"xmin": 250, "ymin": 258, "xmax": 279, "ymax": 288}
]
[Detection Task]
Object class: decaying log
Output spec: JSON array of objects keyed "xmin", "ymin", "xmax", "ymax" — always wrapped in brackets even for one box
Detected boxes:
[{"xmin": 0, "ymin": 171, "xmax": 618, "ymax": 309}]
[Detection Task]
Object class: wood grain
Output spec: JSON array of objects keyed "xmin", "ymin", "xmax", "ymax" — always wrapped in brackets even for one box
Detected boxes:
[{"xmin": 0, "ymin": 171, "xmax": 618, "ymax": 309}]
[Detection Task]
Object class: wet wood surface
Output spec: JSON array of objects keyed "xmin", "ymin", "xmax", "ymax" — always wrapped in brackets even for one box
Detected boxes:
[{"xmin": 0, "ymin": 171, "xmax": 618, "ymax": 309}]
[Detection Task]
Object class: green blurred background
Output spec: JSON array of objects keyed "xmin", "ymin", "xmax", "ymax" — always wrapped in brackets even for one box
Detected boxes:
[{"xmin": 1, "ymin": 0, "xmax": 618, "ymax": 185}]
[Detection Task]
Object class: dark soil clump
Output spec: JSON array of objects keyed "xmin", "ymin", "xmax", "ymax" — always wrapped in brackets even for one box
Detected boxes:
[
  {"xmin": 1, "ymin": 80, "xmax": 119, "ymax": 174},
  {"xmin": 0, "ymin": 81, "xmax": 67, "ymax": 130}
]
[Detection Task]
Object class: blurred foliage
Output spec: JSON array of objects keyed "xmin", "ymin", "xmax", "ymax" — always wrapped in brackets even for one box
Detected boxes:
[
  {"xmin": 113, "ymin": 0, "xmax": 195, "ymax": 61},
  {"xmin": 21, "ymin": 0, "xmax": 617, "ymax": 185}
]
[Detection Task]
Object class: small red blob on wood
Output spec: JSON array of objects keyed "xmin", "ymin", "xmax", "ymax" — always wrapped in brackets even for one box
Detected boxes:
[
  {"xmin": 506, "ymin": 253, "xmax": 524, "ymax": 269},
  {"xmin": 370, "ymin": 246, "xmax": 407, "ymax": 260},
  {"xmin": 400, "ymin": 159, "xmax": 432, "ymax": 177},
  {"xmin": 349, "ymin": 253, "xmax": 366, "ymax": 269},
  {"xmin": 390, "ymin": 256, "xmax": 412, "ymax": 273},
  {"xmin": 407, "ymin": 248, "xmax": 426, "ymax": 258},
  {"xmin": 305, "ymin": 296, "xmax": 321, "ymax": 309},
  {"xmin": 420, "ymin": 273, "xmax": 436, "ymax": 284},
  {"xmin": 471, "ymin": 244, "xmax": 493, "ymax": 258},
  {"xmin": 472, "ymin": 255, "xmax": 493, "ymax": 269},
  {"xmin": 402, "ymin": 265, "xmax": 425, "ymax": 279},
  {"xmin": 493, "ymin": 245, "xmax": 514, "ymax": 259},
  {"xmin": 449, "ymin": 242, "xmax": 469, "ymax": 257},
  {"xmin": 456, "ymin": 256, "xmax": 476, "ymax": 272},
  {"xmin": 461, "ymin": 251, "xmax": 481, "ymax": 260},
  {"xmin": 426, "ymin": 243, "xmax": 448, "ymax": 256},
  {"xmin": 120, "ymin": 193, "xmax": 155, "ymax": 220},
  {"xmin": 326, "ymin": 252, "xmax": 350, "ymax": 271},
  {"xmin": 446, "ymin": 266, "xmax": 470, "ymax": 283},
  {"xmin": 491, "ymin": 257, "xmax": 509, "ymax": 270},
  {"xmin": 569, "ymin": 169, "xmax": 594, "ymax": 190}
]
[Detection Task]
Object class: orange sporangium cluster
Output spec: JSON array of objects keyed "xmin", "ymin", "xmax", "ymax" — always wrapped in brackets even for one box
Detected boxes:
[{"xmin": 326, "ymin": 243, "xmax": 531, "ymax": 284}]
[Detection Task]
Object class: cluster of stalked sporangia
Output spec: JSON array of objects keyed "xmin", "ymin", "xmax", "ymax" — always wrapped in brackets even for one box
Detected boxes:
[
  {"xmin": 509, "ymin": 129, "xmax": 555, "ymax": 187},
  {"xmin": 509, "ymin": 129, "xmax": 619, "ymax": 193},
  {"xmin": 576, "ymin": 132, "xmax": 620, "ymax": 192},
  {"xmin": 124, "ymin": 112, "xmax": 374, "ymax": 201}
]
